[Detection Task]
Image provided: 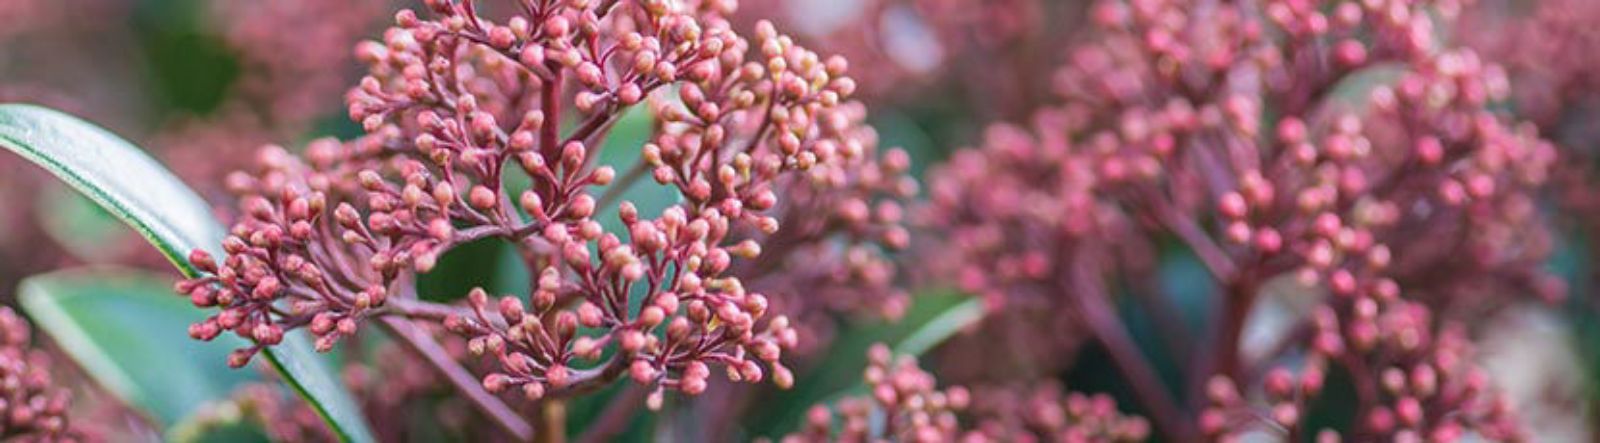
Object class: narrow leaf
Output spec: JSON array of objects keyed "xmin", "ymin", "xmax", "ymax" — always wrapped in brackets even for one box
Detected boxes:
[
  {"xmin": 18, "ymin": 268, "xmax": 258, "ymax": 429},
  {"xmin": 0, "ymin": 104, "xmax": 376, "ymax": 442}
]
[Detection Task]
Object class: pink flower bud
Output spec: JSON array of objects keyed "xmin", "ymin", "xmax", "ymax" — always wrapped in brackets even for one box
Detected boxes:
[
  {"xmin": 630, "ymin": 360, "xmax": 658, "ymax": 384},
  {"xmin": 577, "ymin": 302, "xmax": 603, "ymax": 328}
]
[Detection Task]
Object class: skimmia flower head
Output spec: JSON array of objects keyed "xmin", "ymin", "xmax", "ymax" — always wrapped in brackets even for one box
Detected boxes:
[
  {"xmin": 176, "ymin": 0, "xmax": 898, "ymax": 405},
  {"xmin": 0, "ymin": 307, "xmax": 76, "ymax": 440},
  {"xmin": 919, "ymin": 0, "xmax": 1552, "ymax": 439},
  {"xmin": 785, "ymin": 344, "xmax": 1148, "ymax": 443}
]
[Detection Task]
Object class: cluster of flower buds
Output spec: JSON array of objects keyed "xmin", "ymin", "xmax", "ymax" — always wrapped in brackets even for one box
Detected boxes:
[
  {"xmin": 963, "ymin": 382, "xmax": 1150, "ymax": 442},
  {"xmin": 176, "ymin": 136, "xmax": 401, "ymax": 366},
  {"xmin": 1465, "ymin": 0, "xmax": 1600, "ymax": 309},
  {"xmin": 785, "ymin": 344, "xmax": 969, "ymax": 442},
  {"xmin": 0, "ymin": 307, "xmax": 76, "ymax": 440},
  {"xmin": 1462, "ymin": 0, "xmax": 1600, "ymax": 128},
  {"xmin": 786, "ymin": 344, "xmax": 1146, "ymax": 442},
  {"xmin": 920, "ymin": 0, "xmax": 1552, "ymax": 440},
  {"xmin": 179, "ymin": 0, "xmax": 894, "ymax": 405},
  {"xmin": 1204, "ymin": 319, "xmax": 1519, "ymax": 441},
  {"xmin": 1212, "ymin": 51, "xmax": 1558, "ymax": 312},
  {"xmin": 731, "ymin": 101, "xmax": 918, "ymax": 357}
]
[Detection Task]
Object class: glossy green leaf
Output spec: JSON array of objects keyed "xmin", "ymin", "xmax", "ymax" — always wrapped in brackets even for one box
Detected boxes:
[
  {"xmin": 0, "ymin": 104, "xmax": 376, "ymax": 442},
  {"xmin": 17, "ymin": 268, "xmax": 258, "ymax": 430},
  {"xmin": 746, "ymin": 290, "xmax": 984, "ymax": 437}
]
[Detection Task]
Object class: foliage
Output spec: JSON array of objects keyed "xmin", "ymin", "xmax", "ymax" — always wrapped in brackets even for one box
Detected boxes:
[{"xmin": 0, "ymin": 0, "xmax": 1599, "ymax": 441}]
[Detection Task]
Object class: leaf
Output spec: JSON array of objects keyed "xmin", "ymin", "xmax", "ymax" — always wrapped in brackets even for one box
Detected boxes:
[
  {"xmin": 0, "ymin": 103, "xmax": 227, "ymax": 266},
  {"xmin": 592, "ymin": 105, "xmax": 680, "ymax": 234},
  {"xmin": 0, "ymin": 104, "xmax": 376, "ymax": 442},
  {"xmin": 17, "ymin": 268, "xmax": 259, "ymax": 430},
  {"xmin": 35, "ymin": 185, "xmax": 129, "ymax": 262},
  {"xmin": 745, "ymin": 289, "xmax": 984, "ymax": 437},
  {"xmin": 416, "ymin": 237, "xmax": 529, "ymax": 302}
]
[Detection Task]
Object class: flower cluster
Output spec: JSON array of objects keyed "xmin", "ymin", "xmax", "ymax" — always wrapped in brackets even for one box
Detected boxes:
[
  {"xmin": 785, "ymin": 344, "xmax": 1147, "ymax": 442},
  {"xmin": 787, "ymin": 344, "xmax": 968, "ymax": 442},
  {"xmin": 733, "ymin": 103, "xmax": 917, "ymax": 356},
  {"xmin": 1206, "ymin": 313, "xmax": 1519, "ymax": 441},
  {"xmin": 0, "ymin": 307, "xmax": 76, "ymax": 441},
  {"xmin": 1465, "ymin": 0, "xmax": 1600, "ymax": 311},
  {"xmin": 963, "ymin": 382, "xmax": 1150, "ymax": 442},
  {"xmin": 919, "ymin": 0, "xmax": 1551, "ymax": 439},
  {"xmin": 1462, "ymin": 0, "xmax": 1600, "ymax": 129},
  {"xmin": 177, "ymin": 0, "xmax": 896, "ymax": 411}
]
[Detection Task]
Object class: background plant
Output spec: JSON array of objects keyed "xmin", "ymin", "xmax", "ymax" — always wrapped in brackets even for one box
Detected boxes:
[{"xmin": 0, "ymin": 0, "xmax": 1597, "ymax": 442}]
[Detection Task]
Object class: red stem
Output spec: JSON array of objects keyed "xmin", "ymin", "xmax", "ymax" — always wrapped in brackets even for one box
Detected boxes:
[{"xmin": 1192, "ymin": 275, "xmax": 1258, "ymax": 409}]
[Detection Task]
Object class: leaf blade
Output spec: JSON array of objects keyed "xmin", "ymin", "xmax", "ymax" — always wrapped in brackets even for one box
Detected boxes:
[
  {"xmin": 18, "ymin": 268, "xmax": 258, "ymax": 428},
  {"xmin": 0, "ymin": 103, "xmax": 226, "ymax": 265},
  {"xmin": 0, "ymin": 104, "xmax": 376, "ymax": 442}
]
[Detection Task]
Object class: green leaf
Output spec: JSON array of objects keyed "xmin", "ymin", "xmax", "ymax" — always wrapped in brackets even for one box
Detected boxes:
[
  {"xmin": 745, "ymin": 289, "xmax": 984, "ymax": 437},
  {"xmin": 416, "ymin": 237, "xmax": 529, "ymax": 302},
  {"xmin": 18, "ymin": 268, "xmax": 258, "ymax": 430},
  {"xmin": 0, "ymin": 104, "xmax": 376, "ymax": 442},
  {"xmin": 593, "ymin": 105, "xmax": 680, "ymax": 233},
  {"xmin": 35, "ymin": 185, "xmax": 129, "ymax": 262}
]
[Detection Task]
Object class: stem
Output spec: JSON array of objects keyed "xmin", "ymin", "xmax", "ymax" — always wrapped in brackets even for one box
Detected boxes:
[
  {"xmin": 1067, "ymin": 256, "xmax": 1199, "ymax": 442},
  {"xmin": 383, "ymin": 298, "xmax": 476, "ymax": 323},
  {"xmin": 1143, "ymin": 188, "xmax": 1237, "ymax": 280},
  {"xmin": 538, "ymin": 400, "xmax": 567, "ymax": 443},
  {"xmin": 1192, "ymin": 275, "xmax": 1258, "ymax": 408},
  {"xmin": 542, "ymin": 69, "xmax": 562, "ymax": 159},
  {"xmin": 376, "ymin": 317, "xmax": 535, "ymax": 441},
  {"xmin": 547, "ymin": 356, "xmax": 630, "ymax": 398}
]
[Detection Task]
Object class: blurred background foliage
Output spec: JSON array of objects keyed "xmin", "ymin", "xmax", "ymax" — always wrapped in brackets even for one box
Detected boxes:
[{"xmin": 0, "ymin": 0, "xmax": 1596, "ymax": 441}]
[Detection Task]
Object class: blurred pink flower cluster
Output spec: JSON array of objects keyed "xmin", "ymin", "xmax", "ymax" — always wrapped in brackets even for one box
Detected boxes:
[
  {"xmin": 5, "ymin": 0, "xmax": 1600, "ymax": 440},
  {"xmin": 918, "ymin": 0, "xmax": 1553, "ymax": 439},
  {"xmin": 787, "ymin": 345, "xmax": 1149, "ymax": 443},
  {"xmin": 0, "ymin": 307, "xmax": 77, "ymax": 440}
]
